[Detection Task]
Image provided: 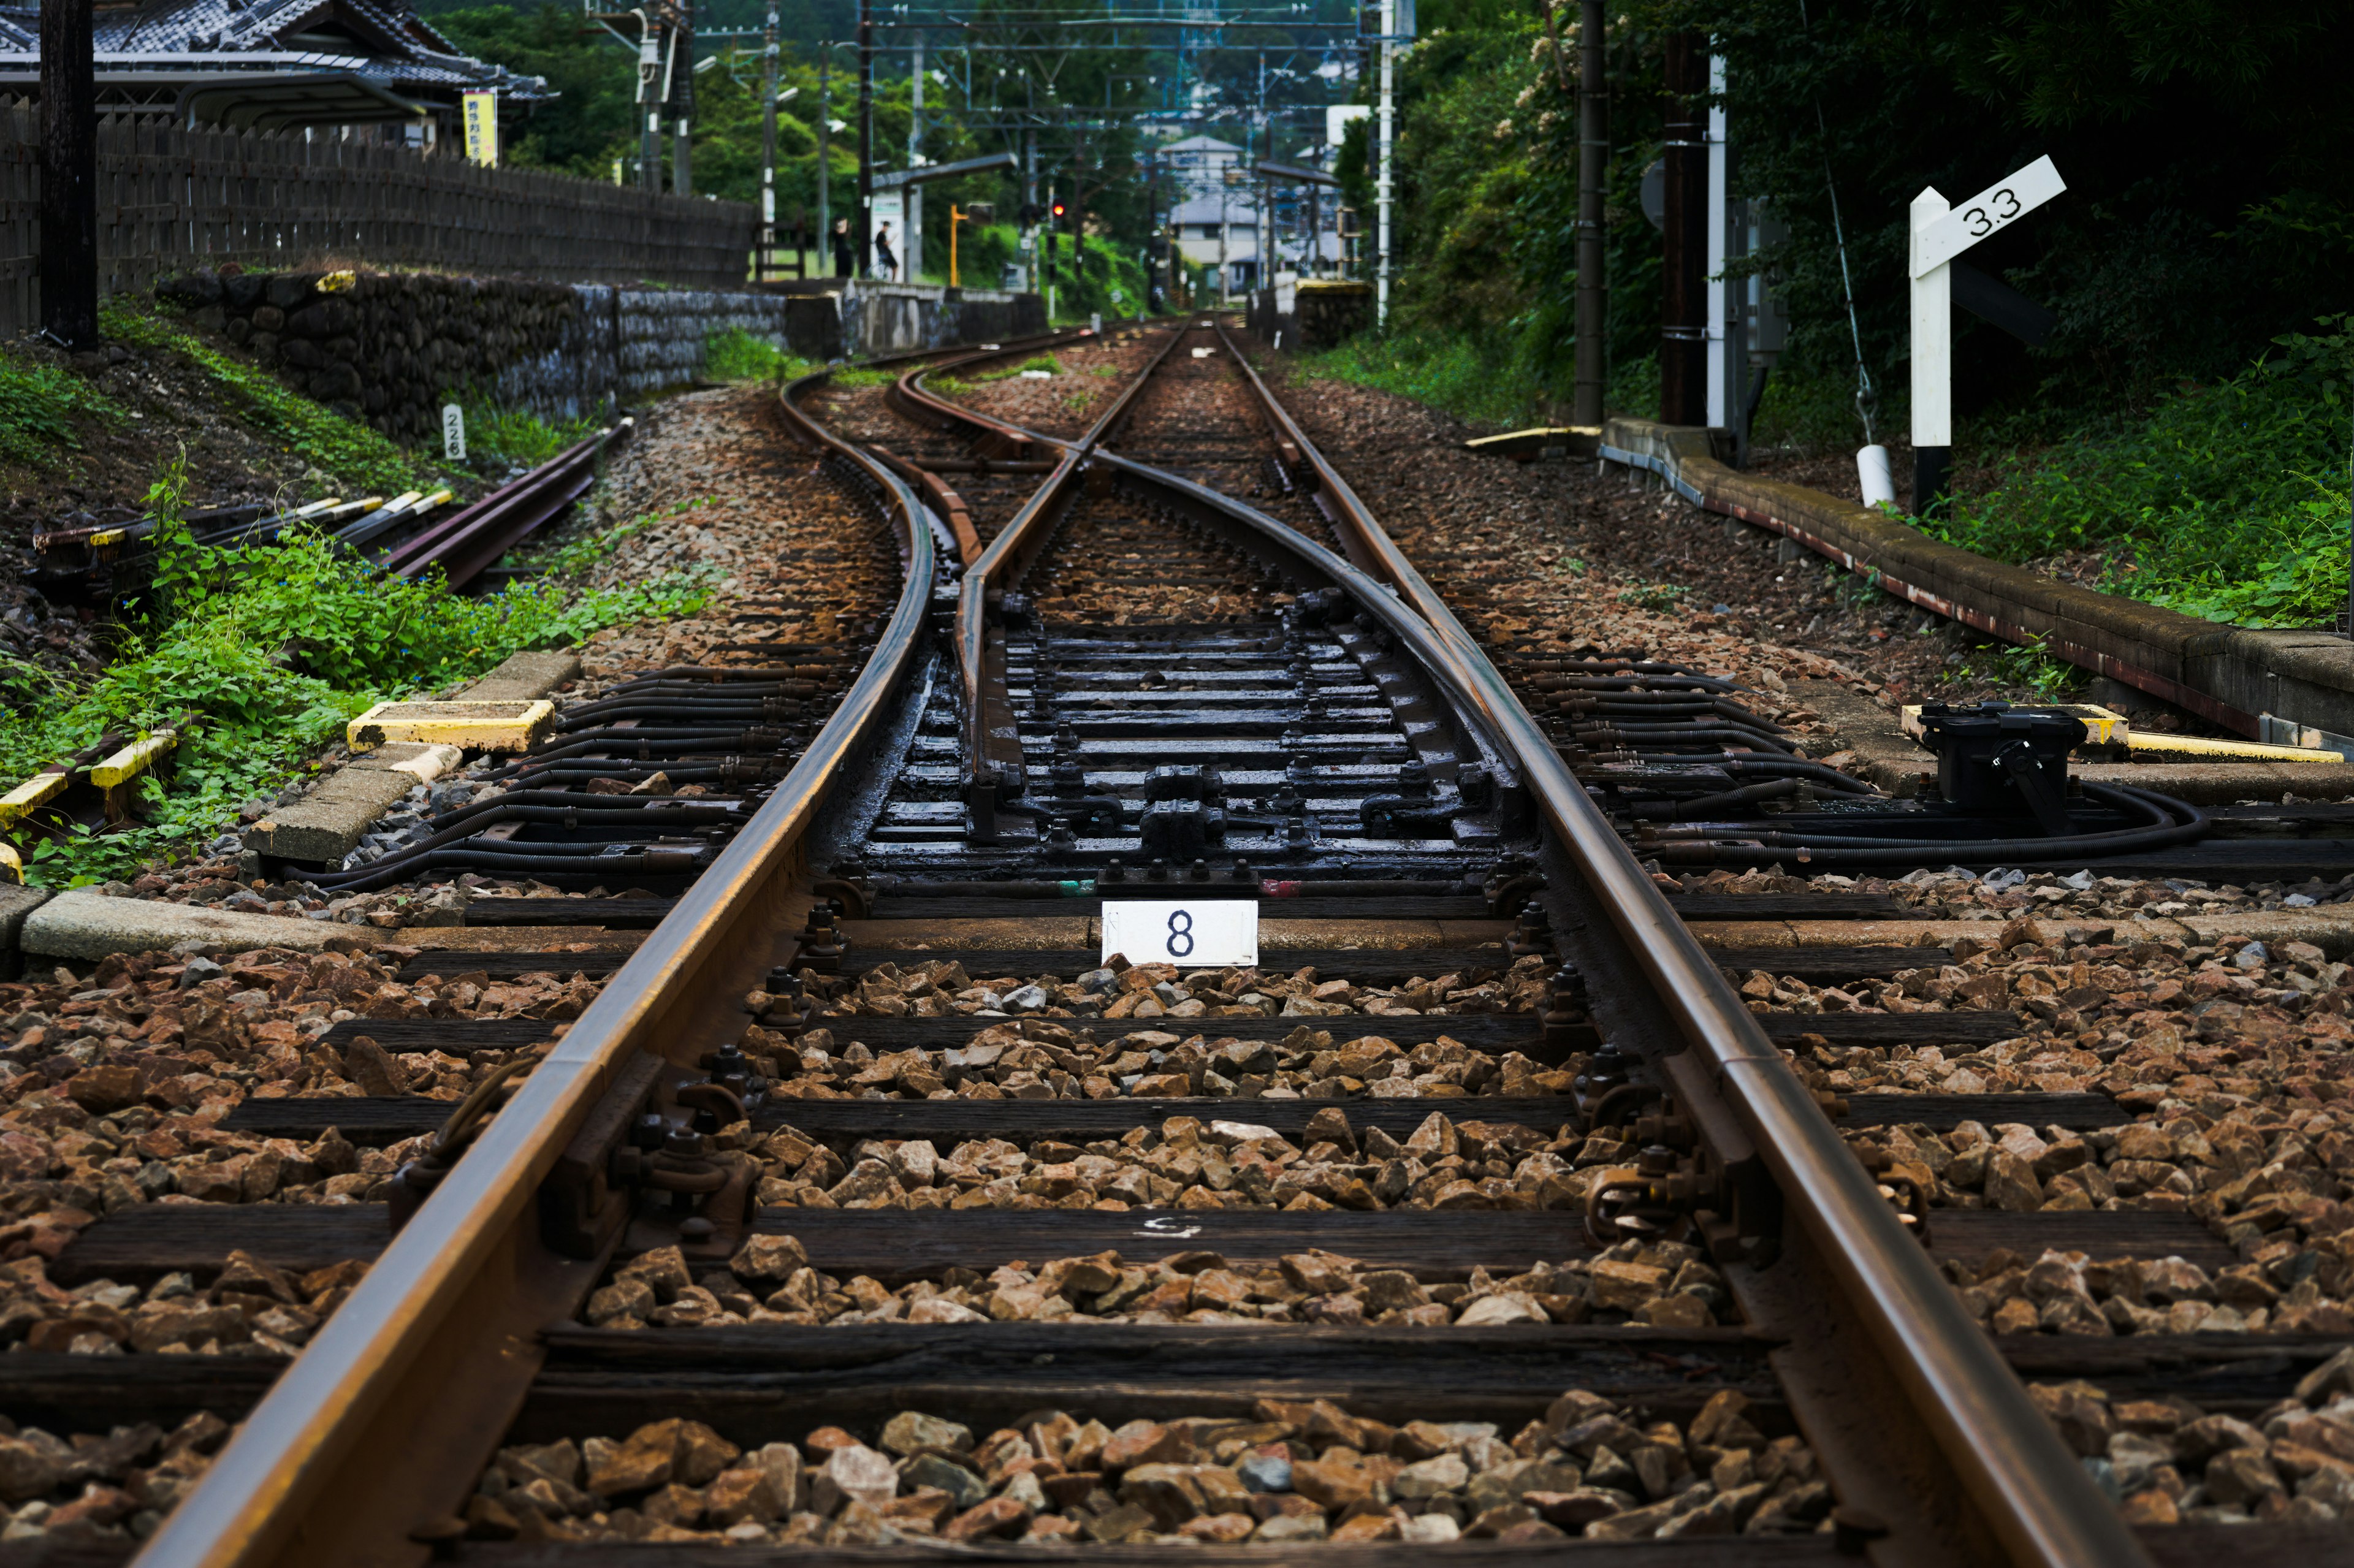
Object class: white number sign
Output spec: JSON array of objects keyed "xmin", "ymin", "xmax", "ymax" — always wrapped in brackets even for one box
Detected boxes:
[
  {"xmin": 441, "ymin": 403, "xmax": 467, "ymax": 462},
  {"xmin": 1911, "ymin": 156, "xmax": 2066, "ymax": 277},
  {"xmin": 1102, "ymin": 900, "xmax": 1259, "ymax": 969}
]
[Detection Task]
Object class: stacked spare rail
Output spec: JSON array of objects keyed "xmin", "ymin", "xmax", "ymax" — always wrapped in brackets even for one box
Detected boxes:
[
  {"xmin": 7, "ymin": 318, "xmax": 2322, "ymax": 1568},
  {"xmin": 25, "ymin": 422, "xmax": 631, "ymax": 609}
]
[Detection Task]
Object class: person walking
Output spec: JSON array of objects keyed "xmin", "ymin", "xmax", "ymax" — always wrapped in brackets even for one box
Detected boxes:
[
  {"xmin": 872, "ymin": 221, "xmax": 899, "ymax": 281},
  {"xmin": 831, "ymin": 217, "xmax": 854, "ymax": 278}
]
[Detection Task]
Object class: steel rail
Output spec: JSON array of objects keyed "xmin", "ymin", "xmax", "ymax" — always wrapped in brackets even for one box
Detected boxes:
[
  {"xmin": 951, "ymin": 325, "xmax": 1189, "ymax": 817},
  {"xmin": 1207, "ymin": 335, "xmax": 2155, "ymax": 1568},
  {"xmin": 133, "ymin": 367, "xmax": 941, "ymax": 1568},
  {"xmin": 376, "ymin": 424, "xmax": 625, "ymax": 588}
]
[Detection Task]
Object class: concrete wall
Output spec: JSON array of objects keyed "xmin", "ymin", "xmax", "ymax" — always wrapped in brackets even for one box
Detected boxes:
[
  {"xmin": 154, "ymin": 269, "xmax": 1046, "ymax": 446},
  {"xmin": 837, "ymin": 281, "xmax": 1048, "ymax": 359}
]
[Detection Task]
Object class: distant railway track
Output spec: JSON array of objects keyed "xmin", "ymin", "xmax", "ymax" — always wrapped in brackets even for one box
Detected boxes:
[{"xmin": 28, "ymin": 318, "xmax": 2343, "ymax": 1568}]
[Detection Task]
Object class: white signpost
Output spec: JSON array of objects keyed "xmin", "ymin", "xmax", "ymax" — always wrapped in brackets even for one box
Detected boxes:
[
  {"xmin": 441, "ymin": 403, "xmax": 467, "ymax": 463},
  {"xmin": 1909, "ymin": 155, "xmax": 2064, "ymax": 512},
  {"xmin": 1101, "ymin": 900, "xmax": 1259, "ymax": 969}
]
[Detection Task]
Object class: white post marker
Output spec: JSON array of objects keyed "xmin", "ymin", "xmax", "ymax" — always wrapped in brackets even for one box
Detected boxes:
[
  {"xmin": 1102, "ymin": 900, "xmax": 1258, "ymax": 970},
  {"xmin": 441, "ymin": 404, "xmax": 466, "ymax": 463},
  {"xmin": 1909, "ymin": 155, "xmax": 2064, "ymax": 512}
]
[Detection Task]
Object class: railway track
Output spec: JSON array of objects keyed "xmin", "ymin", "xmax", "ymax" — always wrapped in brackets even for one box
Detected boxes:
[{"xmin": 9, "ymin": 320, "xmax": 2343, "ymax": 1568}]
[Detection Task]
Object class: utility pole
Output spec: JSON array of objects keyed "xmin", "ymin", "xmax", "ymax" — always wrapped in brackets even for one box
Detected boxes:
[
  {"xmin": 857, "ymin": 0, "xmax": 873, "ymax": 277},
  {"xmin": 1257, "ymin": 54, "xmax": 1270, "ymax": 292},
  {"xmin": 906, "ymin": 32, "xmax": 923, "ymax": 284},
  {"xmin": 1023, "ymin": 127, "xmax": 1037, "ymax": 293},
  {"xmin": 1375, "ymin": 0, "xmax": 1394, "ymax": 327},
  {"xmin": 1659, "ymin": 31, "xmax": 1707, "ymax": 426},
  {"xmin": 760, "ymin": 2, "xmax": 779, "ymax": 280},
  {"xmin": 1704, "ymin": 52, "xmax": 1733, "ymax": 431},
  {"xmin": 637, "ymin": 12, "xmax": 664, "ymax": 192},
  {"xmin": 817, "ymin": 49, "xmax": 832, "ymax": 270},
  {"xmin": 39, "ymin": 0, "xmax": 97, "ymax": 349},
  {"xmin": 1572, "ymin": 0, "xmax": 1607, "ymax": 427},
  {"xmin": 671, "ymin": 0, "xmax": 694, "ymax": 196}
]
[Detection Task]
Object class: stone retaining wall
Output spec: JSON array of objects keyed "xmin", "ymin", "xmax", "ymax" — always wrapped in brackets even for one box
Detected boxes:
[{"xmin": 154, "ymin": 269, "xmax": 1046, "ymax": 446}]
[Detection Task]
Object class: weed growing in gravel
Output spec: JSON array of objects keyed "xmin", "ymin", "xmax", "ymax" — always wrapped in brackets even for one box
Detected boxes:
[
  {"xmin": 0, "ymin": 347, "xmax": 126, "ymax": 468},
  {"xmin": 1615, "ymin": 580, "xmax": 1688, "ymax": 613},
  {"xmin": 0, "ymin": 466, "xmax": 720, "ymax": 886},
  {"xmin": 1294, "ymin": 331, "xmax": 1551, "ymax": 430},
  {"xmin": 928, "ymin": 375, "xmax": 974, "ymax": 397},
  {"xmin": 1928, "ymin": 318, "xmax": 2354, "ymax": 628},
  {"xmin": 107, "ymin": 299, "xmax": 425, "ymax": 495},
  {"xmin": 1939, "ymin": 634, "xmax": 2088, "ymax": 701},
  {"xmin": 704, "ymin": 327, "xmax": 812, "ymax": 384},
  {"xmin": 828, "ymin": 367, "xmax": 897, "ymax": 389},
  {"xmin": 979, "ymin": 355, "xmax": 1064, "ymax": 381},
  {"xmin": 460, "ymin": 403, "xmax": 608, "ymax": 471}
]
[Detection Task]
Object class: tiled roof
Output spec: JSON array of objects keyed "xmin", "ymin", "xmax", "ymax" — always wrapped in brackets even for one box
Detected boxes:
[{"xmin": 0, "ymin": 0, "xmax": 549, "ymax": 104}]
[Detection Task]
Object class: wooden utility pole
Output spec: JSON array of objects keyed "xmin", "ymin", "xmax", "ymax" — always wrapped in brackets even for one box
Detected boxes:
[
  {"xmin": 1659, "ymin": 31, "xmax": 1707, "ymax": 426},
  {"xmin": 1572, "ymin": 0, "xmax": 1607, "ymax": 426},
  {"xmin": 40, "ymin": 0, "xmax": 98, "ymax": 349}
]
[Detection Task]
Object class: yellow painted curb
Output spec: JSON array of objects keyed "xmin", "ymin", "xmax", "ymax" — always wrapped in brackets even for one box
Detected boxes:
[{"xmin": 347, "ymin": 699, "xmax": 554, "ymax": 754}]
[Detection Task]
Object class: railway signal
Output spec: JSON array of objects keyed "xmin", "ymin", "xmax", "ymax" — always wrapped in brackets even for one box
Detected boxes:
[{"xmin": 1910, "ymin": 154, "xmax": 2065, "ymax": 513}]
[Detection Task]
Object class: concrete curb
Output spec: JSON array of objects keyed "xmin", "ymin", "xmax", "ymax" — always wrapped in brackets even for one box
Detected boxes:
[
  {"xmin": 1601, "ymin": 418, "xmax": 2354, "ymax": 740},
  {"xmin": 0, "ymin": 885, "xmax": 54, "ymax": 980},
  {"xmin": 458, "ymin": 649, "xmax": 581, "ymax": 702},
  {"xmin": 21, "ymin": 889, "xmax": 374, "ymax": 961}
]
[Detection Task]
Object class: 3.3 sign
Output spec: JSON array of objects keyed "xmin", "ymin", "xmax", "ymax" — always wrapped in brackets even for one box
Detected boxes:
[{"xmin": 1911, "ymin": 156, "xmax": 2066, "ymax": 277}]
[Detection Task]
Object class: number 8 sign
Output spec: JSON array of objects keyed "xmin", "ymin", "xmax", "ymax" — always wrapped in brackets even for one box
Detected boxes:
[{"xmin": 1102, "ymin": 900, "xmax": 1259, "ymax": 969}]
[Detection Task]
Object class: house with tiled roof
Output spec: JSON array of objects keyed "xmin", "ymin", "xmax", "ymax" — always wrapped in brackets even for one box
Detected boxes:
[{"xmin": 0, "ymin": 0, "xmax": 547, "ymax": 135}]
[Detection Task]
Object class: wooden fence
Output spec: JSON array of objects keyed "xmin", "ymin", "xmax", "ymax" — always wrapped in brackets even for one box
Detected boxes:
[{"xmin": 0, "ymin": 99, "xmax": 760, "ymax": 337}]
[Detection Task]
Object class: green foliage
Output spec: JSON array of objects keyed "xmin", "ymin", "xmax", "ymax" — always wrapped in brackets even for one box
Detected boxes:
[
  {"xmin": 2, "ymin": 472, "xmax": 720, "ymax": 885},
  {"xmin": 1929, "ymin": 318, "xmax": 2354, "ymax": 626},
  {"xmin": 1294, "ymin": 330, "xmax": 1555, "ymax": 430},
  {"xmin": 1672, "ymin": 0, "xmax": 2354, "ymax": 426},
  {"xmin": 1942, "ymin": 636, "xmax": 2089, "ymax": 701},
  {"xmin": 108, "ymin": 299, "xmax": 425, "ymax": 494},
  {"xmin": 703, "ymin": 327, "xmax": 813, "ymax": 384},
  {"xmin": 1616, "ymin": 580, "xmax": 1688, "ymax": 613},
  {"xmin": 1038, "ymin": 232, "xmax": 1150, "ymax": 325},
  {"xmin": 978, "ymin": 355, "xmax": 1065, "ymax": 382},
  {"xmin": 461, "ymin": 403, "xmax": 607, "ymax": 470},
  {"xmin": 828, "ymin": 367, "xmax": 896, "ymax": 389},
  {"xmin": 0, "ymin": 348, "xmax": 124, "ymax": 468}
]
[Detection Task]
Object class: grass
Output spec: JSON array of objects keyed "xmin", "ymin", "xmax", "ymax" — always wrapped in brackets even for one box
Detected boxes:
[
  {"xmin": 1293, "ymin": 331, "xmax": 1553, "ymax": 430},
  {"xmin": 1941, "ymin": 635, "xmax": 2089, "ymax": 702},
  {"xmin": 0, "ymin": 349, "xmax": 126, "ymax": 468},
  {"xmin": 704, "ymin": 327, "xmax": 815, "ymax": 384},
  {"xmin": 828, "ymin": 367, "xmax": 897, "ymax": 389},
  {"xmin": 1929, "ymin": 318, "xmax": 2354, "ymax": 628},
  {"xmin": 1, "ymin": 464, "xmax": 720, "ymax": 888},
  {"xmin": 108, "ymin": 298, "xmax": 426, "ymax": 495},
  {"xmin": 978, "ymin": 355, "xmax": 1064, "ymax": 382},
  {"xmin": 928, "ymin": 375, "xmax": 975, "ymax": 397},
  {"xmin": 460, "ymin": 404, "xmax": 607, "ymax": 470}
]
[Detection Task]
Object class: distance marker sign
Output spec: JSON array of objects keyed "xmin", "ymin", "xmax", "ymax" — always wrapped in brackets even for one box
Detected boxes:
[
  {"xmin": 1102, "ymin": 900, "xmax": 1259, "ymax": 969},
  {"xmin": 1911, "ymin": 156, "xmax": 2065, "ymax": 278}
]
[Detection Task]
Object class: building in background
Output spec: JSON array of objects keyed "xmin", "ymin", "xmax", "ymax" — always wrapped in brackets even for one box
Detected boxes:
[{"xmin": 0, "ymin": 0, "xmax": 547, "ymax": 142}]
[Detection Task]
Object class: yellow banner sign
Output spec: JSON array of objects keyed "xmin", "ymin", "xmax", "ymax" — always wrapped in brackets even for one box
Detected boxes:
[{"xmin": 462, "ymin": 90, "xmax": 499, "ymax": 167}]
